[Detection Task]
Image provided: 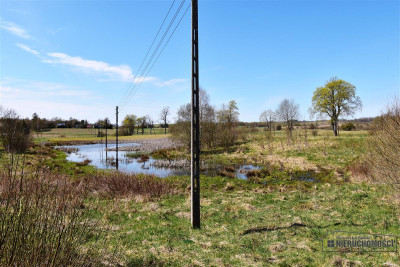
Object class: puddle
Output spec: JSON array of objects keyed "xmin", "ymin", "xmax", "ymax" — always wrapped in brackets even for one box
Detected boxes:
[{"xmin": 56, "ymin": 143, "xmax": 261, "ymax": 179}]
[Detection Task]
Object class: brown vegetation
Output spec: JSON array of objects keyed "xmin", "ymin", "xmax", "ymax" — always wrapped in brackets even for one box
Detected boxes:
[
  {"xmin": 78, "ymin": 172, "xmax": 177, "ymax": 199},
  {"xmin": 366, "ymin": 98, "xmax": 400, "ymax": 188},
  {"xmin": 0, "ymin": 145, "xmax": 177, "ymax": 265},
  {"xmin": 0, "ymin": 109, "xmax": 32, "ymax": 154},
  {"xmin": 0, "ymin": 162, "xmax": 95, "ymax": 266}
]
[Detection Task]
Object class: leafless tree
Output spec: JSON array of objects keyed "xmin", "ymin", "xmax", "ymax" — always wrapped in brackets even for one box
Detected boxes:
[
  {"xmin": 159, "ymin": 106, "xmax": 170, "ymax": 134},
  {"xmin": 199, "ymin": 90, "xmax": 218, "ymax": 148},
  {"xmin": 276, "ymin": 99, "xmax": 299, "ymax": 138},
  {"xmin": 171, "ymin": 89, "xmax": 237, "ymax": 150},
  {"xmin": 216, "ymin": 100, "xmax": 240, "ymax": 147},
  {"xmin": 259, "ymin": 109, "xmax": 276, "ymax": 133},
  {"xmin": 171, "ymin": 104, "xmax": 191, "ymax": 149}
]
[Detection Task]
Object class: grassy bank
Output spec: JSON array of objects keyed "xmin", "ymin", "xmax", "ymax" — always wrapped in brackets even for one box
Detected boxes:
[{"xmin": 2, "ymin": 129, "xmax": 399, "ymax": 266}]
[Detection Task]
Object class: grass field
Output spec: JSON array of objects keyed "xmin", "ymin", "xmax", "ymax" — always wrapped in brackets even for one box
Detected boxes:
[
  {"xmin": 85, "ymin": 176, "xmax": 399, "ymax": 266},
  {"xmin": 3, "ymin": 128, "xmax": 400, "ymax": 266},
  {"xmin": 33, "ymin": 127, "xmax": 170, "ymax": 144}
]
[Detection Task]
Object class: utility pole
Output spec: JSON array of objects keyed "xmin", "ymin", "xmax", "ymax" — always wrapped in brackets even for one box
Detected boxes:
[
  {"xmin": 105, "ymin": 118, "xmax": 108, "ymax": 162},
  {"xmin": 191, "ymin": 0, "xmax": 200, "ymax": 229},
  {"xmin": 105, "ymin": 118, "xmax": 108, "ymax": 156},
  {"xmin": 116, "ymin": 106, "xmax": 119, "ymax": 170}
]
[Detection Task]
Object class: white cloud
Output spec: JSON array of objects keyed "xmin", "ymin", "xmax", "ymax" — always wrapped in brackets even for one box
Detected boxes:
[
  {"xmin": 44, "ymin": 52, "xmax": 135, "ymax": 82},
  {"xmin": 133, "ymin": 76, "xmax": 157, "ymax": 83},
  {"xmin": 16, "ymin": 43, "xmax": 39, "ymax": 55},
  {"xmin": 0, "ymin": 78, "xmax": 92, "ymax": 99},
  {"xmin": 154, "ymin": 78, "xmax": 187, "ymax": 87},
  {"xmin": 0, "ymin": 20, "xmax": 30, "ymax": 39}
]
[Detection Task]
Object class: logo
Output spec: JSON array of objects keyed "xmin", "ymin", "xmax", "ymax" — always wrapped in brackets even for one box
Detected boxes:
[{"xmin": 322, "ymin": 231, "xmax": 398, "ymax": 252}]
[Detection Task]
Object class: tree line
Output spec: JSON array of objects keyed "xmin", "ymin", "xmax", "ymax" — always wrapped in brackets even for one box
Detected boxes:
[
  {"xmin": 259, "ymin": 76, "xmax": 362, "ymax": 137},
  {"xmin": 121, "ymin": 107, "xmax": 170, "ymax": 136}
]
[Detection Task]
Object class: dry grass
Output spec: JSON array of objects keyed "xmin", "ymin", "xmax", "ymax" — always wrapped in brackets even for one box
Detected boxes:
[
  {"xmin": 0, "ymin": 151, "xmax": 178, "ymax": 265},
  {"xmin": 78, "ymin": 172, "xmax": 177, "ymax": 199},
  {"xmin": 0, "ymin": 163, "xmax": 96, "ymax": 266}
]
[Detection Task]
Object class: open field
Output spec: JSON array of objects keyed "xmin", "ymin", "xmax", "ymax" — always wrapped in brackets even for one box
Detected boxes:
[
  {"xmin": 32, "ymin": 128, "xmax": 171, "ymax": 144},
  {"xmin": 2, "ymin": 0, "xmax": 398, "ymax": 265},
  {"xmin": 2, "ymin": 128, "xmax": 400, "ymax": 266},
  {"xmin": 86, "ymin": 176, "xmax": 399, "ymax": 266}
]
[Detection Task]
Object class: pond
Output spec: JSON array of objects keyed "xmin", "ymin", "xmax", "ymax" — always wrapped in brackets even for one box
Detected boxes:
[{"xmin": 57, "ymin": 143, "xmax": 261, "ymax": 179}]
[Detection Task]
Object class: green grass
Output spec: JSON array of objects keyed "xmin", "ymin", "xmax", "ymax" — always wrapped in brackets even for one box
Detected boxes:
[
  {"xmin": 33, "ymin": 128, "xmax": 170, "ymax": 144},
  {"xmin": 44, "ymin": 150, "xmax": 98, "ymax": 176},
  {"xmin": 8, "ymin": 128, "xmax": 400, "ymax": 266},
  {"xmin": 84, "ymin": 176, "xmax": 400, "ymax": 266},
  {"xmin": 197, "ymin": 129, "xmax": 370, "ymax": 172},
  {"xmin": 280, "ymin": 132, "xmax": 368, "ymax": 169}
]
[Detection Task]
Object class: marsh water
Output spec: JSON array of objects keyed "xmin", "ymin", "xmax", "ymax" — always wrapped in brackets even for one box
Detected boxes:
[{"xmin": 57, "ymin": 143, "xmax": 261, "ymax": 179}]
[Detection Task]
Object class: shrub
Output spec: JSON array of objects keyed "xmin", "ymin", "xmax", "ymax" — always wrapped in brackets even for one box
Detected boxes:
[
  {"xmin": 341, "ymin": 122, "xmax": 356, "ymax": 131},
  {"xmin": 137, "ymin": 154, "xmax": 150, "ymax": 163},
  {"xmin": 276, "ymin": 125, "xmax": 282, "ymax": 131},
  {"xmin": 366, "ymin": 98, "xmax": 400, "ymax": 188},
  {"xmin": 118, "ymin": 127, "xmax": 131, "ymax": 136},
  {"xmin": 0, "ymin": 166, "xmax": 97, "ymax": 266},
  {"xmin": 0, "ymin": 154, "xmax": 176, "ymax": 265},
  {"xmin": 126, "ymin": 152, "xmax": 144, "ymax": 159},
  {"xmin": 76, "ymin": 159, "xmax": 92, "ymax": 166},
  {"xmin": 0, "ymin": 109, "xmax": 32, "ymax": 154},
  {"xmin": 311, "ymin": 129, "xmax": 318, "ymax": 136}
]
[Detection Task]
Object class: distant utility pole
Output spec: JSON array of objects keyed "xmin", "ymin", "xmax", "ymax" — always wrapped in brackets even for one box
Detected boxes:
[
  {"xmin": 116, "ymin": 106, "xmax": 119, "ymax": 170},
  {"xmin": 105, "ymin": 118, "xmax": 108, "ymax": 160},
  {"xmin": 101, "ymin": 124, "xmax": 103, "ymax": 143},
  {"xmin": 191, "ymin": 0, "xmax": 200, "ymax": 229}
]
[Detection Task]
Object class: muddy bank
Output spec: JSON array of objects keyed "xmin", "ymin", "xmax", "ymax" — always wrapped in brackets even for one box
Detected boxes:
[
  {"xmin": 150, "ymin": 159, "xmax": 190, "ymax": 168},
  {"xmin": 108, "ymin": 138, "xmax": 181, "ymax": 154}
]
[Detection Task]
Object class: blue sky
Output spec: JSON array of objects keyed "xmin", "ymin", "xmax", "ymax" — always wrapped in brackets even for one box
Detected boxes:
[{"xmin": 1, "ymin": 0, "xmax": 399, "ymax": 123}]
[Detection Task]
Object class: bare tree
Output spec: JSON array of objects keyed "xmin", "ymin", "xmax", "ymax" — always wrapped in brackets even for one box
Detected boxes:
[
  {"xmin": 170, "ymin": 89, "xmax": 220, "ymax": 150},
  {"xmin": 217, "ymin": 100, "xmax": 240, "ymax": 147},
  {"xmin": 171, "ymin": 104, "xmax": 191, "ymax": 149},
  {"xmin": 199, "ymin": 90, "xmax": 217, "ymax": 148},
  {"xmin": 148, "ymin": 117, "xmax": 154, "ymax": 134},
  {"xmin": 159, "ymin": 106, "xmax": 170, "ymax": 134},
  {"xmin": 217, "ymin": 100, "xmax": 239, "ymax": 125},
  {"xmin": 259, "ymin": 109, "xmax": 276, "ymax": 133},
  {"xmin": 276, "ymin": 99, "xmax": 299, "ymax": 138}
]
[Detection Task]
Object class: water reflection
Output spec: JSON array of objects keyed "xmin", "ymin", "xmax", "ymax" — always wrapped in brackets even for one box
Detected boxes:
[{"xmin": 57, "ymin": 143, "xmax": 261, "ymax": 179}]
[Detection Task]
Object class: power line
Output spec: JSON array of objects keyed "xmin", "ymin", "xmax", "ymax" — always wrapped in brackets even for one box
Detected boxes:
[
  {"xmin": 119, "ymin": 0, "xmax": 187, "ymax": 110},
  {"xmin": 120, "ymin": 0, "xmax": 186, "ymax": 109},
  {"xmin": 121, "ymin": 3, "xmax": 191, "ymax": 108},
  {"xmin": 118, "ymin": 0, "xmax": 177, "ymax": 107}
]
